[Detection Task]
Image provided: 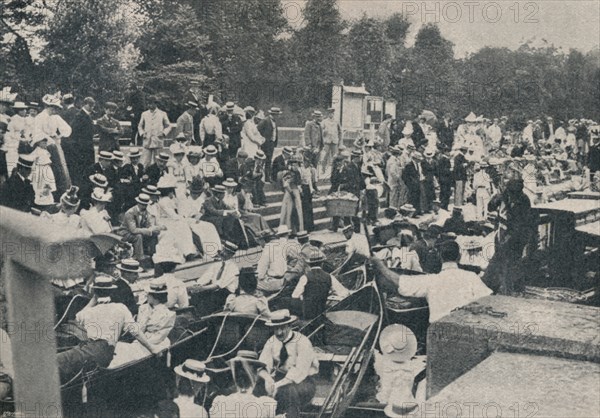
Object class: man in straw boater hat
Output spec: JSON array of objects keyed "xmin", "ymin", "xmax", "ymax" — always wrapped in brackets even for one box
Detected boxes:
[
  {"xmin": 168, "ymin": 359, "xmax": 210, "ymax": 417},
  {"xmin": 210, "ymin": 350, "xmax": 277, "ymax": 417},
  {"xmin": 114, "ymin": 258, "xmax": 144, "ymax": 316},
  {"xmin": 256, "ymin": 310, "xmax": 318, "ymax": 417},
  {"xmin": 288, "ymin": 251, "xmax": 350, "ymax": 320},
  {"xmin": 176, "ymin": 100, "xmax": 199, "ymax": 145},
  {"xmin": 117, "ymin": 147, "xmax": 145, "ymax": 211},
  {"xmin": 144, "ymin": 151, "xmax": 170, "ymax": 186},
  {"xmin": 199, "ymin": 144, "xmax": 224, "ymax": 187},
  {"xmin": 96, "ymin": 101, "xmax": 123, "ymax": 153},
  {"xmin": 138, "ymin": 95, "xmax": 171, "ymax": 167},
  {"xmin": 190, "ymin": 241, "xmax": 240, "ymax": 316},
  {"xmin": 257, "ymin": 106, "xmax": 282, "ymax": 183},
  {"xmin": 220, "ymin": 101, "xmax": 244, "ymax": 159},
  {"xmin": 121, "ymin": 192, "xmax": 166, "ymax": 262},
  {"xmin": 201, "ymin": 184, "xmax": 239, "ymax": 237},
  {"xmin": 0, "ymin": 154, "xmax": 35, "ymax": 212},
  {"xmin": 371, "ymin": 240, "xmax": 492, "ymax": 323},
  {"xmin": 56, "ymin": 275, "xmax": 161, "ymax": 383},
  {"xmin": 256, "ymin": 224, "xmax": 299, "ymax": 294}
]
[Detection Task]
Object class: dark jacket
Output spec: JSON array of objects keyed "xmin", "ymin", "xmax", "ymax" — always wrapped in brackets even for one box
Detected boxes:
[
  {"xmin": 257, "ymin": 117, "xmax": 277, "ymax": 149},
  {"xmin": 64, "ymin": 109, "xmax": 96, "ymax": 187},
  {"xmin": 271, "ymin": 155, "xmax": 287, "ymax": 183},
  {"xmin": 453, "ymin": 153, "xmax": 468, "ymax": 181},
  {"xmin": 436, "ymin": 155, "xmax": 452, "ymax": 184},
  {"xmin": 0, "ymin": 171, "xmax": 35, "ymax": 212},
  {"xmin": 144, "ymin": 164, "xmax": 167, "ymax": 186},
  {"xmin": 339, "ymin": 162, "xmax": 364, "ymax": 197}
]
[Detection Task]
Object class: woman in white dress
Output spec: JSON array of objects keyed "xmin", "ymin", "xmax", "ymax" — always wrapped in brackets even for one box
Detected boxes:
[
  {"xmin": 43, "ymin": 186, "xmax": 82, "ymax": 229},
  {"xmin": 29, "ymin": 133, "xmax": 56, "ymax": 207},
  {"xmin": 6, "ymin": 101, "xmax": 32, "ymax": 173},
  {"xmin": 80, "ymin": 188, "xmax": 113, "ymax": 234},
  {"xmin": 240, "ymin": 107, "xmax": 265, "ymax": 159}
]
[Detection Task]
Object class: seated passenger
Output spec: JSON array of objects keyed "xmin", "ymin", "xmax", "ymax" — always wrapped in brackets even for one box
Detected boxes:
[
  {"xmin": 334, "ymin": 225, "xmax": 370, "ymax": 275},
  {"xmin": 256, "ymin": 225, "xmax": 300, "ymax": 294},
  {"xmin": 56, "ymin": 276, "xmax": 159, "ymax": 383},
  {"xmin": 121, "ymin": 193, "xmax": 165, "ymax": 262},
  {"xmin": 154, "ymin": 260, "xmax": 189, "ymax": 310},
  {"xmin": 42, "ymin": 186, "xmax": 82, "ymax": 228},
  {"xmin": 224, "ymin": 267, "xmax": 271, "ymax": 318},
  {"xmin": 110, "ymin": 281, "xmax": 175, "ymax": 368},
  {"xmin": 169, "ymin": 359, "xmax": 210, "ymax": 417},
  {"xmin": 80, "ymin": 188, "xmax": 113, "ymax": 234},
  {"xmin": 375, "ymin": 227, "xmax": 422, "ymax": 272}
]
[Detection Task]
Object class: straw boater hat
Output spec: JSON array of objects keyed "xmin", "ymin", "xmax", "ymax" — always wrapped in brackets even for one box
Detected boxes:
[
  {"xmin": 222, "ymin": 178, "xmax": 237, "ymax": 188},
  {"xmin": 243, "ymin": 106, "xmax": 256, "ymax": 114},
  {"xmin": 342, "ymin": 224, "xmax": 354, "ymax": 233},
  {"xmin": 147, "ymin": 280, "xmax": 169, "ymax": 295},
  {"xmin": 142, "ymin": 185, "xmax": 160, "ymax": 196},
  {"xmin": 225, "ymin": 102, "xmax": 235, "ymax": 110},
  {"xmin": 268, "ymin": 107, "xmax": 282, "ymax": 115},
  {"xmin": 92, "ymin": 275, "xmax": 118, "ymax": 290},
  {"xmin": 174, "ymin": 132, "xmax": 187, "ymax": 143},
  {"xmin": 157, "ymin": 152, "xmax": 170, "ymax": 162},
  {"xmin": 98, "ymin": 150, "xmax": 113, "ymax": 161},
  {"xmin": 265, "ymin": 309, "xmax": 297, "ymax": 327},
  {"xmin": 12, "ymin": 101, "xmax": 28, "ymax": 110},
  {"xmin": 174, "ymin": 359, "xmax": 211, "ymax": 383},
  {"xmin": 255, "ymin": 150, "xmax": 266, "ymax": 160},
  {"xmin": 276, "ymin": 225, "xmax": 290, "ymax": 236},
  {"xmin": 187, "ymin": 146, "xmax": 203, "ymax": 158},
  {"xmin": 221, "ymin": 241, "xmax": 238, "ymax": 255},
  {"xmin": 89, "ymin": 173, "xmax": 108, "ymax": 188},
  {"xmin": 351, "ymin": 149, "xmax": 363, "ymax": 158},
  {"xmin": 399, "ymin": 204, "xmax": 416, "ymax": 216},
  {"xmin": 312, "ymin": 110, "xmax": 323, "ymax": 117},
  {"xmin": 282, "ymin": 146, "xmax": 293, "ymax": 155},
  {"xmin": 204, "ymin": 145, "xmax": 218, "ymax": 156},
  {"xmin": 112, "ymin": 151, "xmax": 125, "ymax": 161},
  {"xmin": 117, "ymin": 258, "xmax": 143, "ymax": 274},
  {"xmin": 212, "ymin": 184, "xmax": 226, "ymax": 194},
  {"xmin": 379, "ymin": 324, "xmax": 417, "ymax": 364},
  {"xmin": 128, "ymin": 148, "xmax": 141, "ymax": 159},
  {"xmin": 60, "ymin": 186, "xmax": 80, "ymax": 208},
  {"xmin": 135, "ymin": 193, "xmax": 151, "ymax": 205},
  {"xmin": 307, "ymin": 251, "xmax": 327, "ymax": 266},
  {"xmin": 186, "ymin": 100, "xmax": 199, "ymax": 108},
  {"xmin": 91, "ymin": 188, "xmax": 112, "ymax": 203}
]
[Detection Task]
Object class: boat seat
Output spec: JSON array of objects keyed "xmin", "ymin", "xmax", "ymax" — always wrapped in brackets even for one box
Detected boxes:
[
  {"xmin": 325, "ymin": 310, "xmax": 377, "ymax": 331},
  {"xmin": 313, "ymin": 346, "xmax": 349, "ymax": 363}
]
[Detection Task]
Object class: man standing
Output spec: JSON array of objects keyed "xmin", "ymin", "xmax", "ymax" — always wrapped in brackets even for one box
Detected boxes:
[
  {"xmin": 258, "ymin": 107, "xmax": 281, "ymax": 183},
  {"xmin": 542, "ymin": 116, "xmax": 555, "ymax": 141},
  {"xmin": 402, "ymin": 152, "xmax": 424, "ymax": 216},
  {"xmin": 377, "ymin": 113, "xmax": 393, "ymax": 149},
  {"xmin": 0, "ymin": 155, "xmax": 35, "ymax": 212},
  {"xmin": 437, "ymin": 113, "xmax": 455, "ymax": 150},
  {"xmin": 271, "ymin": 146, "xmax": 293, "ymax": 184},
  {"xmin": 125, "ymin": 83, "xmax": 145, "ymax": 145},
  {"xmin": 453, "ymin": 146, "xmax": 468, "ymax": 206},
  {"xmin": 334, "ymin": 150, "xmax": 364, "ymax": 232},
  {"xmin": 96, "ymin": 102, "xmax": 123, "ymax": 152},
  {"xmin": 0, "ymin": 122, "xmax": 8, "ymax": 184},
  {"xmin": 319, "ymin": 107, "xmax": 342, "ymax": 178},
  {"xmin": 138, "ymin": 96, "xmax": 171, "ymax": 167},
  {"xmin": 436, "ymin": 144, "xmax": 453, "ymax": 210},
  {"xmin": 303, "ymin": 110, "xmax": 322, "ymax": 167},
  {"xmin": 220, "ymin": 102, "xmax": 244, "ymax": 158},
  {"xmin": 61, "ymin": 93, "xmax": 78, "ymax": 125},
  {"xmin": 176, "ymin": 101, "xmax": 199, "ymax": 145},
  {"xmin": 64, "ymin": 97, "xmax": 96, "ymax": 188},
  {"xmin": 486, "ymin": 118, "xmax": 503, "ymax": 149}
]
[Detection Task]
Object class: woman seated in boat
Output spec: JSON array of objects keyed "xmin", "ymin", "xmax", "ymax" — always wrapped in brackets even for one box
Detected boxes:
[
  {"xmin": 224, "ymin": 267, "xmax": 271, "ymax": 318},
  {"xmin": 154, "ymin": 174, "xmax": 199, "ymax": 263},
  {"xmin": 154, "ymin": 259, "xmax": 190, "ymax": 310},
  {"xmin": 374, "ymin": 223, "xmax": 422, "ymax": 272},
  {"xmin": 210, "ymin": 351, "xmax": 277, "ymax": 417},
  {"xmin": 236, "ymin": 178, "xmax": 274, "ymax": 245},
  {"xmin": 109, "ymin": 281, "xmax": 175, "ymax": 368},
  {"xmin": 220, "ymin": 177, "xmax": 251, "ymax": 248},
  {"xmin": 80, "ymin": 188, "xmax": 113, "ymax": 234}
]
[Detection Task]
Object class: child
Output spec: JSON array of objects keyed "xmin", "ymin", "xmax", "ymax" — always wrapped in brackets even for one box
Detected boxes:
[{"xmin": 29, "ymin": 133, "xmax": 56, "ymax": 208}]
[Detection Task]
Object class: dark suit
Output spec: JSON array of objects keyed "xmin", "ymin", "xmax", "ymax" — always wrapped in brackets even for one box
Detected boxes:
[
  {"xmin": 81, "ymin": 163, "xmax": 118, "ymax": 210},
  {"xmin": 242, "ymin": 158, "xmax": 266, "ymax": 205},
  {"xmin": 542, "ymin": 122, "xmax": 555, "ymax": 140},
  {"xmin": 201, "ymin": 196, "xmax": 230, "ymax": 235},
  {"xmin": 62, "ymin": 105, "xmax": 79, "ymax": 126},
  {"xmin": 437, "ymin": 120, "xmax": 455, "ymax": 149},
  {"xmin": 220, "ymin": 114, "xmax": 244, "ymax": 158},
  {"xmin": 334, "ymin": 162, "xmax": 364, "ymax": 232},
  {"xmin": 64, "ymin": 109, "xmax": 95, "ymax": 188},
  {"xmin": 588, "ymin": 144, "xmax": 600, "ymax": 173},
  {"xmin": 422, "ymin": 159, "xmax": 437, "ymax": 212},
  {"xmin": 436, "ymin": 155, "xmax": 453, "ymax": 209},
  {"xmin": 0, "ymin": 171, "xmax": 35, "ymax": 212},
  {"xmin": 223, "ymin": 158, "xmax": 245, "ymax": 183},
  {"xmin": 271, "ymin": 155, "xmax": 287, "ymax": 185},
  {"xmin": 402, "ymin": 161, "xmax": 422, "ymax": 214},
  {"xmin": 117, "ymin": 163, "xmax": 144, "ymax": 212},
  {"xmin": 411, "ymin": 122, "xmax": 426, "ymax": 148},
  {"xmin": 144, "ymin": 163, "xmax": 167, "ymax": 186},
  {"xmin": 257, "ymin": 117, "xmax": 277, "ymax": 182}
]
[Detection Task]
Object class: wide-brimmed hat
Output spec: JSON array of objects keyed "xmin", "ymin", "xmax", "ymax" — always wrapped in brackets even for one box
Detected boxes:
[
  {"xmin": 169, "ymin": 143, "xmax": 186, "ymax": 155},
  {"xmin": 60, "ymin": 186, "xmax": 80, "ymax": 208},
  {"xmin": 307, "ymin": 251, "xmax": 327, "ymax": 265},
  {"xmin": 42, "ymin": 94, "xmax": 62, "ymax": 109},
  {"xmin": 91, "ymin": 188, "xmax": 112, "ymax": 203},
  {"xmin": 222, "ymin": 178, "xmax": 238, "ymax": 188},
  {"xmin": 91, "ymin": 275, "xmax": 118, "ymax": 290},
  {"xmin": 379, "ymin": 324, "xmax": 417, "ymax": 364},
  {"xmin": 98, "ymin": 151, "xmax": 113, "ymax": 161},
  {"xmin": 157, "ymin": 152, "xmax": 170, "ymax": 162},
  {"xmin": 89, "ymin": 173, "xmax": 108, "ymax": 188},
  {"xmin": 464, "ymin": 112, "xmax": 477, "ymax": 123},
  {"xmin": 174, "ymin": 132, "xmax": 188, "ymax": 142},
  {"xmin": 174, "ymin": 359, "xmax": 211, "ymax": 383},
  {"xmin": 282, "ymin": 146, "xmax": 293, "ymax": 155},
  {"xmin": 204, "ymin": 145, "xmax": 218, "ymax": 156},
  {"xmin": 312, "ymin": 110, "xmax": 323, "ymax": 117},
  {"xmin": 227, "ymin": 350, "xmax": 266, "ymax": 368},
  {"xmin": 243, "ymin": 106, "xmax": 256, "ymax": 114},
  {"xmin": 255, "ymin": 150, "xmax": 266, "ymax": 160},
  {"xmin": 276, "ymin": 225, "xmax": 290, "ymax": 236},
  {"xmin": 12, "ymin": 101, "xmax": 28, "ymax": 110},
  {"xmin": 156, "ymin": 175, "xmax": 177, "ymax": 189},
  {"xmin": 117, "ymin": 258, "xmax": 143, "ymax": 274},
  {"xmin": 142, "ymin": 185, "xmax": 161, "ymax": 196},
  {"xmin": 351, "ymin": 149, "xmax": 363, "ymax": 158},
  {"xmin": 268, "ymin": 107, "xmax": 282, "ymax": 115},
  {"xmin": 296, "ymin": 230, "xmax": 309, "ymax": 241},
  {"xmin": 265, "ymin": 310, "xmax": 297, "ymax": 327},
  {"xmin": 128, "ymin": 148, "xmax": 142, "ymax": 159},
  {"xmin": 135, "ymin": 193, "xmax": 151, "ymax": 205},
  {"xmin": 399, "ymin": 204, "xmax": 416, "ymax": 214}
]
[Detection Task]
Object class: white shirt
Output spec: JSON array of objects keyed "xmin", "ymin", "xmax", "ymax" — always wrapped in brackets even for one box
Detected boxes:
[
  {"xmin": 76, "ymin": 301, "xmax": 136, "ymax": 346},
  {"xmin": 80, "ymin": 206, "xmax": 112, "ymax": 234},
  {"xmin": 199, "ymin": 157, "xmax": 223, "ymax": 178},
  {"xmin": 396, "ymin": 262, "xmax": 492, "ymax": 322},
  {"xmin": 174, "ymin": 396, "xmax": 208, "ymax": 418},
  {"xmin": 195, "ymin": 259, "xmax": 239, "ymax": 294},
  {"xmin": 241, "ymin": 118, "xmax": 265, "ymax": 158},
  {"xmin": 34, "ymin": 110, "xmax": 72, "ymax": 142},
  {"xmin": 486, "ymin": 124, "xmax": 502, "ymax": 146},
  {"xmin": 259, "ymin": 332, "xmax": 319, "ymax": 383},
  {"xmin": 159, "ymin": 273, "xmax": 189, "ymax": 309},
  {"xmin": 0, "ymin": 329, "xmax": 14, "ymax": 378},
  {"xmin": 346, "ymin": 233, "xmax": 370, "ymax": 258},
  {"xmin": 322, "ymin": 117, "xmax": 342, "ymax": 145},
  {"xmin": 257, "ymin": 238, "xmax": 300, "ymax": 279},
  {"xmin": 199, "ymin": 114, "xmax": 222, "ymax": 142}
]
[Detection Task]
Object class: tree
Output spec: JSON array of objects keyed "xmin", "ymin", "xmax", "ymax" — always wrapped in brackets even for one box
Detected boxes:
[{"xmin": 289, "ymin": 0, "xmax": 346, "ymax": 106}]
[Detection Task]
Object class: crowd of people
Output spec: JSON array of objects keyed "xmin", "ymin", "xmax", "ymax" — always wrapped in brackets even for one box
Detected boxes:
[{"xmin": 1, "ymin": 84, "xmax": 599, "ymax": 416}]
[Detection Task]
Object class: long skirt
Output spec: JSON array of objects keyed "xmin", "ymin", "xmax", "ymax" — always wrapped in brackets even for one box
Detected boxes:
[
  {"xmin": 32, "ymin": 162, "xmax": 56, "ymax": 206},
  {"xmin": 300, "ymin": 185, "xmax": 314, "ymax": 232},
  {"xmin": 389, "ymin": 180, "xmax": 409, "ymax": 209},
  {"xmin": 188, "ymin": 220, "xmax": 223, "ymax": 257},
  {"xmin": 48, "ymin": 141, "xmax": 71, "ymax": 196},
  {"xmin": 153, "ymin": 218, "xmax": 197, "ymax": 264}
]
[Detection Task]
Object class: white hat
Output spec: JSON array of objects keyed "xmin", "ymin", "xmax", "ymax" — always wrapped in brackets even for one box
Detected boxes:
[
  {"xmin": 156, "ymin": 174, "xmax": 177, "ymax": 189},
  {"xmin": 464, "ymin": 112, "xmax": 477, "ymax": 123},
  {"xmin": 379, "ymin": 324, "xmax": 417, "ymax": 364},
  {"xmin": 91, "ymin": 188, "xmax": 112, "ymax": 203},
  {"xmin": 402, "ymin": 123, "xmax": 413, "ymax": 136},
  {"xmin": 174, "ymin": 359, "xmax": 210, "ymax": 383},
  {"xmin": 42, "ymin": 94, "xmax": 63, "ymax": 109},
  {"xmin": 276, "ymin": 225, "xmax": 290, "ymax": 236},
  {"xmin": 169, "ymin": 143, "xmax": 186, "ymax": 155}
]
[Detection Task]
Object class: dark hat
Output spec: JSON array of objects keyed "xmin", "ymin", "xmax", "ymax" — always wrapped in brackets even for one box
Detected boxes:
[
  {"xmin": 0, "ymin": 122, "xmax": 7, "ymax": 132},
  {"xmin": 60, "ymin": 186, "xmax": 80, "ymax": 208},
  {"xmin": 221, "ymin": 241, "xmax": 238, "ymax": 255},
  {"xmin": 98, "ymin": 151, "xmax": 113, "ymax": 160},
  {"xmin": 142, "ymin": 185, "xmax": 161, "ymax": 196},
  {"xmin": 254, "ymin": 150, "xmax": 266, "ymax": 160},
  {"xmin": 117, "ymin": 258, "xmax": 143, "ymax": 273},
  {"xmin": 135, "ymin": 193, "xmax": 151, "ymax": 205},
  {"xmin": 384, "ymin": 207, "xmax": 398, "ymax": 218},
  {"xmin": 189, "ymin": 176, "xmax": 204, "ymax": 194},
  {"xmin": 105, "ymin": 102, "xmax": 118, "ymax": 110},
  {"xmin": 157, "ymin": 152, "xmax": 170, "ymax": 162},
  {"xmin": 239, "ymin": 266, "xmax": 258, "ymax": 278},
  {"xmin": 17, "ymin": 155, "xmax": 35, "ymax": 168},
  {"xmin": 89, "ymin": 173, "xmax": 109, "ymax": 188},
  {"xmin": 212, "ymin": 184, "xmax": 226, "ymax": 194},
  {"xmin": 91, "ymin": 275, "xmax": 118, "ymax": 290}
]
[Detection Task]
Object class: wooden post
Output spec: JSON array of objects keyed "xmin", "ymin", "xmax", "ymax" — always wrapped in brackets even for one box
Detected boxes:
[{"xmin": 1, "ymin": 207, "xmax": 95, "ymax": 416}]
